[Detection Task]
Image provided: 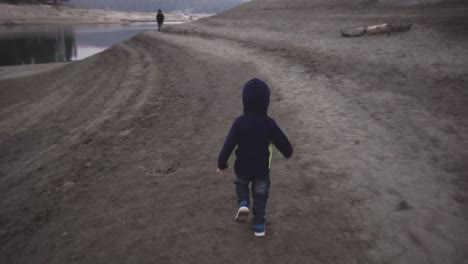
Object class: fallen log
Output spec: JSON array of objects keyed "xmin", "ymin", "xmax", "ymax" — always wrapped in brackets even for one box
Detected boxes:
[{"xmin": 341, "ymin": 22, "xmax": 412, "ymax": 37}]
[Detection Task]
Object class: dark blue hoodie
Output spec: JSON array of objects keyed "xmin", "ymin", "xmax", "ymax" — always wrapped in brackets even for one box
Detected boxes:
[{"xmin": 217, "ymin": 78, "xmax": 293, "ymax": 180}]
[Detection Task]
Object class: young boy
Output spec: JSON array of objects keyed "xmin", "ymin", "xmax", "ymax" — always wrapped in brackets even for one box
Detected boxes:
[{"xmin": 217, "ymin": 78, "xmax": 293, "ymax": 237}]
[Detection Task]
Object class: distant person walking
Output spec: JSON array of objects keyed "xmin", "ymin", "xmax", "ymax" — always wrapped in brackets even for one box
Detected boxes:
[{"xmin": 156, "ymin": 9, "xmax": 165, "ymax": 32}]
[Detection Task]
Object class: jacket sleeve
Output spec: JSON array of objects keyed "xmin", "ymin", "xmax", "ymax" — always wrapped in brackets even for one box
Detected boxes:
[
  {"xmin": 270, "ymin": 119, "xmax": 293, "ymax": 158},
  {"xmin": 217, "ymin": 119, "xmax": 239, "ymax": 170}
]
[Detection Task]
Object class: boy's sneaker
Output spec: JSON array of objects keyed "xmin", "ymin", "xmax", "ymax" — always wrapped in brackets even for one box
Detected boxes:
[
  {"xmin": 253, "ymin": 223, "xmax": 265, "ymax": 237},
  {"xmin": 235, "ymin": 201, "xmax": 249, "ymax": 222}
]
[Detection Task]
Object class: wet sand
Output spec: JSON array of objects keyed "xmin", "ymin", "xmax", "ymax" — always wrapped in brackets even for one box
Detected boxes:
[{"xmin": 0, "ymin": 63, "xmax": 69, "ymax": 80}]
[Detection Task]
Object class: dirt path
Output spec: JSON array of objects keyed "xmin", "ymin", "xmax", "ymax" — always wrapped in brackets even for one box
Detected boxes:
[
  {"xmin": 1, "ymin": 0, "xmax": 467, "ymax": 263},
  {"xmin": 0, "ymin": 31, "xmax": 367, "ymax": 263}
]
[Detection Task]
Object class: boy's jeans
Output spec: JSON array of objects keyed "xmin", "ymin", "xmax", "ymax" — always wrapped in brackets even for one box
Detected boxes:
[{"xmin": 235, "ymin": 174, "xmax": 270, "ymax": 224}]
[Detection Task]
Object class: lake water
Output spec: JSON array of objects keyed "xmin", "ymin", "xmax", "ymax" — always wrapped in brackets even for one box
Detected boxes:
[{"xmin": 0, "ymin": 22, "xmax": 182, "ymax": 67}]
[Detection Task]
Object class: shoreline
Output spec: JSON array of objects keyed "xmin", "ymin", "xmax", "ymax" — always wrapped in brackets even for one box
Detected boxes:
[
  {"xmin": 0, "ymin": 20, "xmax": 186, "ymax": 26},
  {"xmin": 0, "ymin": 19, "xmax": 200, "ymax": 26},
  {"xmin": 0, "ymin": 3, "xmax": 211, "ymax": 26},
  {"xmin": 0, "ymin": 62, "xmax": 70, "ymax": 80}
]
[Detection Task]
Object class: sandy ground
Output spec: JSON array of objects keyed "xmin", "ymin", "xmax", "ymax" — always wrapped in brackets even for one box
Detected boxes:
[
  {"xmin": 0, "ymin": 3, "xmax": 210, "ymax": 25},
  {"xmin": 1, "ymin": 0, "xmax": 467, "ymax": 263}
]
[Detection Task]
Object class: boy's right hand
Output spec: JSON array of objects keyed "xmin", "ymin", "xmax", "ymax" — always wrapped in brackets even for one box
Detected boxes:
[{"xmin": 216, "ymin": 168, "xmax": 224, "ymax": 175}]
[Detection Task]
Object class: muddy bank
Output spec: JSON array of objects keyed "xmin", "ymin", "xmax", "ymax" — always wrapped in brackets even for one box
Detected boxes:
[{"xmin": 0, "ymin": 63, "xmax": 68, "ymax": 80}]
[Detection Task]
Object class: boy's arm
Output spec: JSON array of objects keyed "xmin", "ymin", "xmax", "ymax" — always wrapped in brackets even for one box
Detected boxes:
[
  {"xmin": 270, "ymin": 119, "xmax": 293, "ymax": 158},
  {"xmin": 217, "ymin": 119, "xmax": 239, "ymax": 170}
]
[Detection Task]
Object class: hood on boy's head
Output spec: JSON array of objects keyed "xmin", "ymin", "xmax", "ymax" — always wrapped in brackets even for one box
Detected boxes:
[{"xmin": 242, "ymin": 78, "xmax": 270, "ymax": 114}]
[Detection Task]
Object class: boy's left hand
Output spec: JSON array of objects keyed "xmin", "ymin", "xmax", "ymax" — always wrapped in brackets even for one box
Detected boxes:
[{"xmin": 216, "ymin": 168, "xmax": 224, "ymax": 175}]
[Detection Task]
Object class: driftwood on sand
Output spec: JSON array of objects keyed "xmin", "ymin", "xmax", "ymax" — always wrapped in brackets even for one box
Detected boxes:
[{"xmin": 341, "ymin": 22, "xmax": 412, "ymax": 37}]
